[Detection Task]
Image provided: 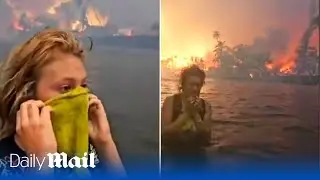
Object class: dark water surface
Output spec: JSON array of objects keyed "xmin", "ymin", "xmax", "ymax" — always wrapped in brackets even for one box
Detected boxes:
[
  {"xmin": 162, "ymin": 70, "xmax": 319, "ymax": 167},
  {"xmin": 86, "ymin": 47, "xmax": 160, "ymax": 172}
]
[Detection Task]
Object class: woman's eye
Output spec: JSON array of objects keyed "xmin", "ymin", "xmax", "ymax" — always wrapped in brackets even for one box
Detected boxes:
[
  {"xmin": 81, "ymin": 83, "xmax": 88, "ymax": 88},
  {"xmin": 60, "ymin": 85, "xmax": 72, "ymax": 93}
]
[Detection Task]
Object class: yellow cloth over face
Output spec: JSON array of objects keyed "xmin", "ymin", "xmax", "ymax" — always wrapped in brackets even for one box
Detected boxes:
[
  {"xmin": 44, "ymin": 87, "xmax": 90, "ymax": 175},
  {"xmin": 181, "ymin": 119, "xmax": 196, "ymax": 132}
]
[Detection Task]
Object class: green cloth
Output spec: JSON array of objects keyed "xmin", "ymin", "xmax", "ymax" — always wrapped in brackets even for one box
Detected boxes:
[
  {"xmin": 45, "ymin": 87, "xmax": 90, "ymax": 175},
  {"xmin": 181, "ymin": 118, "xmax": 196, "ymax": 132}
]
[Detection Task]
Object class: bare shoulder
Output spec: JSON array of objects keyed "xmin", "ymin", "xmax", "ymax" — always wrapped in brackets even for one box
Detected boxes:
[
  {"xmin": 163, "ymin": 95, "xmax": 175, "ymax": 107},
  {"xmin": 161, "ymin": 95, "xmax": 175, "ymax": 123}
]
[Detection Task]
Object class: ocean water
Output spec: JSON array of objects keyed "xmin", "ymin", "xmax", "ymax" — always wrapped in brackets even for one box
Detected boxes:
[
  {"xmin": 0, "ymin": 44, "xmax": 160, "ymax": 173},
  {"xmin": 161, "ymin": 69, "xmax": 319, "ymax": 167},
  {"xmin": 86, "ymin": 47, "xmax": 159, "ymax": 170}
]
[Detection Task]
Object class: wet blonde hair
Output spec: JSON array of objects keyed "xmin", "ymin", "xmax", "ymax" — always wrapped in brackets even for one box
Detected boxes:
[{"xmin": 0, "ymin": 28, "xmax": 84, "ymax": 139}]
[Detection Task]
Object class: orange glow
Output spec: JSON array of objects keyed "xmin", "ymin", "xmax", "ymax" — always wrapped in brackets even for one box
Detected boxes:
[
  {"xmin": 46, "ymin": 0, "xmax": 72, "ymax": 15},
  {"xmin": 71, "ymin": 20, "xmax": 84, "ymax": 31},
  {"xmin": 161, "ymin": 0, "xmax": 318, "ymax": 75},
  {"xmin": 6, "ymin": 0, "xmax": 108, "ymax": 33},
  {"xmin": 267, "ymin": 39, "xmax": 300, "ymax": 74},
  {"xmin": 86, "ymin": 6, "xmax": 108, "ymax": 27}
]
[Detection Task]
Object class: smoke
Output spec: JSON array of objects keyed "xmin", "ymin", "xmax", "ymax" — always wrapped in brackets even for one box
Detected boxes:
[
  {"xmin": 0, "ymin": 1, "xmax": 11, "ymax": 39},
  {"xmin": 249, "ymin": 28, "xmax": 290, "ymax": 56},
  {"xmin": 0, "ymin": 0, "xmax": 159, "ymax": 39},
  {"xmin": 5, "ymin": 0, "xmax": 55, "ymax": 13}
]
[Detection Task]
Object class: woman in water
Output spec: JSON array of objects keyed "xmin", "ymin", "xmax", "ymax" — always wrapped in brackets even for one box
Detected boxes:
[
  {"xmin": 162, "ymin": 65, "xmax": 212, "ymax": 172},
  {"xmin": 0, "ymin": 29, "xmax": 125, "ymax": 176}
]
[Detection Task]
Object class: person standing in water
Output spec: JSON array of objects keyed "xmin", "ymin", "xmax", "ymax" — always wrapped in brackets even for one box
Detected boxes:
[
  {"xmin": 0, "ymin": 29, "xmax": 125, "ymax": 177},
  {"xmin": 161, "ymin": 65, "xmax": 212, "ymax": 172}
]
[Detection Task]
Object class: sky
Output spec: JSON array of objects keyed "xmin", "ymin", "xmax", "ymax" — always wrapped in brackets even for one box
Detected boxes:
[
  {"xmin": 161, "ymin": 0, "xmax": 318, "ymax": 58},
  {"xmin": 0, "ymin": 0, "xmax": 159, "ymax": 38}
]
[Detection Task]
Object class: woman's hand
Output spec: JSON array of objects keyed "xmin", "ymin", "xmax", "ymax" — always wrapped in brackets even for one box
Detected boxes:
[
  {"xmin": 191, "ymin": 96, "xmax": 202, "ymax": 111},
  {"xmin": 15, "ymin": 100, "xmax": 57, "ymax": 156},
  {"xmin": 88, "ymin": 94, "xmax": 113, "ymax": 147},
  {"xmin": 88, "ymin": 94, "xmax": 126, "ymax": 176},
  {"xmin": 183, "ymin": 96, "xmax": 199, "ymax": 117}
]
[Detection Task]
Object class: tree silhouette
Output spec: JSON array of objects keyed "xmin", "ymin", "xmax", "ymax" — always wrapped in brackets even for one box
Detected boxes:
[{"xmin": 213, "ymin": 31, "xmax": 220, "ymax": 41}]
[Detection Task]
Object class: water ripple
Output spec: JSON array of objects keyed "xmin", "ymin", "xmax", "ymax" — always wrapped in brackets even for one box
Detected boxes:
[{"xmin": 162, "ymin": 77, "xmax": 319, "ymax": 163}]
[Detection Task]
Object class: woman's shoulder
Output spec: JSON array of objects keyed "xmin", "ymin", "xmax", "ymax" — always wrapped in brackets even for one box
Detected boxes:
[
  {"xmin": 0, "ymin": 135, "xmax": 26, "ymax": 177},
  {"xmin": 0, "ymin": 135, "xmax": 24, "ymax": 156},
  {"xmin": 164, "ymin": 94, "xmax": 181, "ymax": 104}
]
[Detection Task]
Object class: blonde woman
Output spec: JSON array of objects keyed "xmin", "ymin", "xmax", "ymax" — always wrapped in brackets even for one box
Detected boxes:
[{"xmin": 0, "ymin": 29, "xmax": 125, "ymax": 176}]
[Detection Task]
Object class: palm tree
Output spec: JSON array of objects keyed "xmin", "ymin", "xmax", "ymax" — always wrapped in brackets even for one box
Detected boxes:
[
  {"xmin": 213, "ymin": 40, "xmax": 225, "ymax": 63},
  {"xmin": 213, "ymin": 31, "xmax": 220, "ymax": 41}
]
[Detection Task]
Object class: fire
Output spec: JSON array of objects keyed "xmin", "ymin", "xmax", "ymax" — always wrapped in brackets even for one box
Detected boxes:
[
  {"xmin": 71, "ymin": 20, "xmax": 84, "ymax": 31},
  {"xmin": 160, "ymin": 2, "xmax": 216, "ymax": 71},
  {"xmin": 86, "ymin": 6, "xmax": 108, "ymax": 27},
  {"xmin": 164, "ymin": 56, "xmax": 196, "ymax": 69},
  {"xmin": 161, "ymin": 51, "xmax": 219, "ymax": 71},
  {"xmin": 161, "ymin": 0, "xmax": 318, "ymax": 77},
  {"xmin": 5, "ymin": 0, "xmax": 108, "ymax": 33},
  {"xmin": 47, "ymin": 0, "xmax": 72, "ymax": 15},
  {"xmin": 160, "ymin": 39, "xmax": 218, "ymax": 71},
  {"xmin": 280, "ymin": 62, "xmax": 295, "ymax": 74},
  {"xmin": 265, "ymin": 63, "xmax": 273, "ymax": 70},
  {"xmin": 266, "ymin": 39, "xmax": 299, "ymax": 74}
]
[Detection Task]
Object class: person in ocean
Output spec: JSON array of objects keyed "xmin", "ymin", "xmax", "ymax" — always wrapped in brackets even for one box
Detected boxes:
[
  {"xmin": 0, "ymin": 28, "xmax": 126, "ymax": 177},
  {"xmin": 161, "ymin": 65, "xmax": 212, "ymax": 172}
]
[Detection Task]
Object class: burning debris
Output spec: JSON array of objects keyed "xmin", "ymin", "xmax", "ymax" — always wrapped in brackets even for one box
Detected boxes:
[{"xmin": 5, "ymin": 0, "xmax": 109, "ymax": 33}]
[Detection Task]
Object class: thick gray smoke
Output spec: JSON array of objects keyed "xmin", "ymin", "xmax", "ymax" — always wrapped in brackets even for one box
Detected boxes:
[{"xmin": 249, "ymin": 28, "xmax": 290, "ymax": 55}]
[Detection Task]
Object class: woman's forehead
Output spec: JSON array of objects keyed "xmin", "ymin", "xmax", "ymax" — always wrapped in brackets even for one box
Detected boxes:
[
  {"xmin": 186, "ymin": 75, "xmax": 202, "ymax": 82},
  {"xmin": 39, "ymin": 56, "xmax": 87, "ymax": 80}
]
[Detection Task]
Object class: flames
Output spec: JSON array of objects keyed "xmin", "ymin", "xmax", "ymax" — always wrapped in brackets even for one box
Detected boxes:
[
  {"xmin": 160, "ymin": 31, "xmax": 301, "ymax": 75},
  {"xmin": 47, "ymin": 0, "xmax": 72, "ymax": 15},
  {"xmin": 161, "ymin": 0, "xmax": 319, "ymax": 76},
  {"xmin": 160, "ymin": 33, "xmax": 218, "ymax": 71},
  {"xmin": 161, "ymin": 51, "xmax": 219, "ymax": 71},
  {"xmin": 5, "ymin": 0, "xmax": 108, "ymax": 33},
  {"xmin": 264, "ymin": 40, "xmax": 299, "ymax": 74},
  {"xmin": 161, "ymin": 32, "xmax": 317, "ymax": 75},
  {"xmin": 160, "ymin": 39, "xmax": 300, "ymax": 75},
  {"xmin": 86, "ymin": 6, "xmax": 108, "ymax": 27}
]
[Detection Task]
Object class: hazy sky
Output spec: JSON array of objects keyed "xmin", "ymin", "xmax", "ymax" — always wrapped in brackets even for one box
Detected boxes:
[
  {"xmin": 0, "ymin": 0, "xmax": 159, "ymax": 38},
  {"xmin": 161, "ymin": 0, "xmax": 317, "ymax": 58}
]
